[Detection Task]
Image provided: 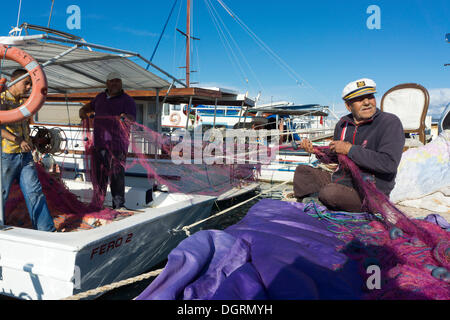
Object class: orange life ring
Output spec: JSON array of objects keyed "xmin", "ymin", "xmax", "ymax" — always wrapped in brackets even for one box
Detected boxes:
[
  {"xmin": 169, "ymin": 113, "xmax": 181, "ymax": 125},
  {"xmin": 0, "ymin": 45, "xmax": 48, "ymax": 124}
]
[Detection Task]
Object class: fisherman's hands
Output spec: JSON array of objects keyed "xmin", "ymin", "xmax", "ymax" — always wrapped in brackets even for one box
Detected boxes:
[
  {"xmin": 16, "ymin": 137, "xmax": 33, "ymax": 152},
  {"xmin": 79, "ymin": 103, "xmax": 93, "ymax": 119},
  {"xmin": 119, "ymin": 113, "xmax": 133, "ymax": 122},
  {"xmin": 299, "ymin": 138, "xmax": 315, "ymax": 154},
  {"xmin": 329, "ymin": 140, "xmax": 352, "ymax": 155}
]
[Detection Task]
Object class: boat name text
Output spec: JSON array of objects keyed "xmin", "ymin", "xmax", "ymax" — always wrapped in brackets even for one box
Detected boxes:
[{"xmin": 90, "ymin": 233, "xmax": 133, "ymax": 259}]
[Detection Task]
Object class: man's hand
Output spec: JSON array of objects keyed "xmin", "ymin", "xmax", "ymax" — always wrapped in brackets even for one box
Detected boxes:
[
  {"xmin": 329, "ymin": 140, "xmax": 353, "ymax": 155},
  {"xmin": 18, "ymin": 138, "xmax": 33, "ymax": 153},
  {"xmin": 299, "ymin": 138, "xmax": 315, "ymax": 154},
  {"xmin": 119, "ymin": 113, "xmax": 134, "ymax": 122},
  {"xmin": 79, "ymin": 103, "xmax": 93, "ymax": 119}
]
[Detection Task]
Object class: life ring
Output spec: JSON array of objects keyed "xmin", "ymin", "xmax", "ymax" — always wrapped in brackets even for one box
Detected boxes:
[
  {"xmin": 169, "ymin": 113, "xmax": 181, "ymax": 125},
  {"xmin": 0, "ymin": 45, "xmax": 48, "ymax": 124}
]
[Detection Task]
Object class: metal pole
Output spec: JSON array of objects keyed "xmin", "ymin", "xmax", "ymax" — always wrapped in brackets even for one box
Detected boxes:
[
  {"xmin": 213, "ymin": 98, "xmax": 217, "ymax": 129},
  {"xmin": 185, "ymin": 96, "xmax": 193, "ymax": 129},
  {"xmin": 186, "ymin": 0, "xmax": 191, "ymax": 87},
  {"xmin": 237, "ymin": 101, "xmax": 244, "ymax": 128},
  {"xmin": 155, "ymin": 88, "xmax": 160, "ymax": 159},
  {"xmin": 0, "ymin": 143, "xmax": 3, "ymax": 226}
]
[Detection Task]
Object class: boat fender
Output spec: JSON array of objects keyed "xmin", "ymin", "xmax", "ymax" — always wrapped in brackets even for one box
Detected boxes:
[
  {"xmin": 169, "ymin": 113, "xmax": 181, "ymax": 125},
  {"xmin": 389, "ymin": 227, "xmax": 404, "ymax": 240},
  {"xmin": 431, "ymin": 267, "xmax": 450, "ymax": 281},
  {"xmin": 0, "ymin": 45, "xmax": 48, "ymax": 124},
  {"xmin": 424, "ymin": 264, "xmax": 437, "ymax": 271}
]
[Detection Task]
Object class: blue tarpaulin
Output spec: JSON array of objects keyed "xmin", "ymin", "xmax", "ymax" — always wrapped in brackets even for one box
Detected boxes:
[{"xmin": 136, "ymin": 199, "xmax": 365, "ymax": 300}]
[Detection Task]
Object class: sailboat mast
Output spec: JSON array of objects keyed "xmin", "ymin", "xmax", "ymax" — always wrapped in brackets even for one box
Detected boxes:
[{"xmin": 186, "ymin": 0, "xmax": 191, "ymax": 87}]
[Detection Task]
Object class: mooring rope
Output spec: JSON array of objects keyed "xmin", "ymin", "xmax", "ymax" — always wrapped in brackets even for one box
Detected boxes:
[
  {"xmin": 61, "ymin": 267, "xmax": 164, "ymax": 300},
  {"xmin": 180, "ymin": 180, "xmax": 290, "ymax": 236}
]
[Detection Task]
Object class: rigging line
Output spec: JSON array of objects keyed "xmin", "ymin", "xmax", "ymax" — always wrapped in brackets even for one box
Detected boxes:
[
  {"xmin": 204, "ymin": 0, "xmax": 248, "ymax": 87},
  {"xmin": 205, "ymin": 0, "xmax": 246, "ymax": 82},
  {"xmin": 16, "ymin": 0, "xmax": 23, "ymax": 30},
  {"xmin": 147, "ymin": 0, "xmax": 179, "ymax": 68},
  {"xmin": 208, "ymin": 0, "xmax": 264, "ymax": 92},
  {"xmin": 47, "ymin": 0, "xmax": 55, "ymax": 29},
  {"xmin": 173, "ymin": 0, "xmax": 183, "ymax": 76},
  {"xmin": 216, "ymin": 0, "xmax": 300, "ymax": 80},
  {"xmin": 216, "ymin": 0, "xmax": 333, "ymax": 105},
  {"xmin": 208, "ymin": 0, "xmax": 254, "ymax": 90}
]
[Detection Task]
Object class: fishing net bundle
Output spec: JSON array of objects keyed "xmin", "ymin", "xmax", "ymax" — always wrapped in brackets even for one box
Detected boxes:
[
  {"xmin": 309, "ymin": 146, "xmax": 450, "ymax": 299},
  {"xmin": 4, "ymin": 116, "xmax": 262, "ymax": 231}
]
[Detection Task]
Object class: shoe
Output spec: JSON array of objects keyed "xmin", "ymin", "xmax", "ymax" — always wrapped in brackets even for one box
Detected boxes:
[{"xmin": 113, "ymin": 206, "xmax": 133, "ymax": 212}]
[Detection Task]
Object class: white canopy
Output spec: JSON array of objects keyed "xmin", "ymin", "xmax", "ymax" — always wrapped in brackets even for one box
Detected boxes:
[{"xmin": 0, "ymin": 35, "xmax": 175, "ymax": 94}]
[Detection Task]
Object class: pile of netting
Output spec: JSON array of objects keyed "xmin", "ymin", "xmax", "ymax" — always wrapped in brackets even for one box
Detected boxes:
[
  {"xmin": 309, "ymin": 146, "xmax": 450, "ymax": 299},
  {"xmin": 4, "ymin": 116, "xmax": 263, "ymax": 232}
]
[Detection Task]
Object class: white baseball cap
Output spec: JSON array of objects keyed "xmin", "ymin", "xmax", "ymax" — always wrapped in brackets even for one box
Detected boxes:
[
  {"xmin": 342, "ymin": 78, "xmax": 377, "ymax": 101},
  {"xmin": 106, "ymin": 72, "xmax": 122, "ymax": 81}
]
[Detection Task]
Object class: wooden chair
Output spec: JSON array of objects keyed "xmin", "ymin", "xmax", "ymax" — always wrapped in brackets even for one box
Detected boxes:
[{"xmin": 380, "ymin": 83, "xmax": 430, "ymax": 147}]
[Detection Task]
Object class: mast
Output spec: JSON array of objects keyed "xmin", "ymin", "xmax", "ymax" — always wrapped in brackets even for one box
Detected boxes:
[{"xmin": 186, "ymin": 0, "xmax": 191, "ymax": 87}]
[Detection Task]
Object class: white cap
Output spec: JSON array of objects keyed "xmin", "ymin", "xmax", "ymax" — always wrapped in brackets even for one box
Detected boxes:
[
  {"xmin": 106, "ymin": 72, "xmax": 122, "ymax": 81},
  {"xmin": 342, "ymin": 78, "xmax": 377, "ymax": 101}
]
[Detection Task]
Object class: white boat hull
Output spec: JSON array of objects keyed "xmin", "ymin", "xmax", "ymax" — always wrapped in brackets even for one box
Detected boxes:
[{"xmin": 0, "ymin": 184, "xmax": 215, "ymax": 300}]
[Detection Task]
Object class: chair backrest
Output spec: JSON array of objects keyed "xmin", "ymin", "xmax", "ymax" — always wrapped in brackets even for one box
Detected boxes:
[{"xmin": 380, "ymin": 83, "xmax": 429, "ymax": 144}]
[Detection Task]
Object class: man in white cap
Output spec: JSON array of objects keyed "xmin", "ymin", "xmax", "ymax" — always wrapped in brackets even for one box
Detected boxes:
[
  {"xmin": 79, "ymin": 72, "xmax": 136, "ymax": 210},
  {"xmin": 293, "ymin": 78, "xmax": 405, "ymax": 212}
]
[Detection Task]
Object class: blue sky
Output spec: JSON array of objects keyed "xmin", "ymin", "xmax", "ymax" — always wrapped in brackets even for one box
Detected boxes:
[{"xmin": 1, "ymin": 0, "xmax": 449, "ymax": 116}]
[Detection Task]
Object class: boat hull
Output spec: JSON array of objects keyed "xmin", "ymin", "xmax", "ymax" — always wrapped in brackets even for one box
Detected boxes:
[{"xmin": 0, "ymin": 190, "xmax": 215, "ymax": 300}]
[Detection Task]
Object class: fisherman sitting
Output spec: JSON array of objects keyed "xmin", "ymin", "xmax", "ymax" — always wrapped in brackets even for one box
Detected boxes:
[{"xmin": 293, "ymin": 78, "xmax": 405, "ymax": 212}]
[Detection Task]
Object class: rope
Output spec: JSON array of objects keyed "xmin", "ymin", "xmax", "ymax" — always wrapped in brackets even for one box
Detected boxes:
[
  {"xmin": 147, "ymin": 0, "xmax": 179, "ymax": 67},
  {"xmin": 16, "ymin": 0, "xmax": 23, "ymax": 31},
  {"xmin": 61, "ymin": 267, "xmax": 164, "ymax": 300},
  {"xmin": 180, "ymin": 180, "xmax": 290, "ymax": 236}
]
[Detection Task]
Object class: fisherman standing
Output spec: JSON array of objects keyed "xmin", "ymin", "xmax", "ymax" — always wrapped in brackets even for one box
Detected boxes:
[
  {"xmin": 0, "ymin": 68, "xmax": 56, "ymax": 231},
  {"xmin": 293, "ymin": 78, "xmax": 405, "ymax": 212},
  {"xmin": 79, "ymin": 72, "xmax": 136, "ymax": 210}
]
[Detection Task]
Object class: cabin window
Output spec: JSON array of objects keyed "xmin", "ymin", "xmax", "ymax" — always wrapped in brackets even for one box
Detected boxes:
[
  {"xmin": 173, "ymin": 105, "xmax": 181, "ymax": 111},
  {"xmin": 34, "ymin": 102, "xmax": 83, "ymax": 125}
]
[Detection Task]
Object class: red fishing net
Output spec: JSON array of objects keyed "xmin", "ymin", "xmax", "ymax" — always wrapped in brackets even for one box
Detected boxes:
[
  {"xmin": 312, "ymin": 146, "xmax": 450, "ymax": 299},
  {"xmin": 4, "ymin": 117, "xmax": 261, "ymax": 232}
]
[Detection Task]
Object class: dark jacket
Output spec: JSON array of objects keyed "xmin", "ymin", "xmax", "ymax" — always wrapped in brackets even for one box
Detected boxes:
[{"xmin": 328, "ymin": 108, "xmax": 405, "ymax": 195}]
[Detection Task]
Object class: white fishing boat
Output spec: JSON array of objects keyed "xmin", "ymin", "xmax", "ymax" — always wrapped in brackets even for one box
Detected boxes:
[
  {"xmin": 247, "ymin": 104, "xmax": 337, "ymax": 183},
  {"xmin": 0, "ymin": 22, "xmax": 258, "ymax": 300},
  {"xmin": 0, "ymin": 188, "xmax": 215, "ymax": 300}
]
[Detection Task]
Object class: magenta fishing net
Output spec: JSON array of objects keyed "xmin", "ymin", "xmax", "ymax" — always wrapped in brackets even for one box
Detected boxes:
[
  {"xmin": 4, "ymin": 116, "xmax": 261, "ymax": 231},
  {"xmin": 80, "ymin": 116, "xmax": 260, "ymax": 201},
  {"xmin": 311, "ymin": 146, "xmax": 450, "ymax": 299}
]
